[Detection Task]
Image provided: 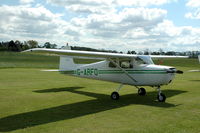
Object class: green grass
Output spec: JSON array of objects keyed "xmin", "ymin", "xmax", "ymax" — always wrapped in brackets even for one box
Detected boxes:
[
  {"xmin": 0, "ymin": 52, "xmax": 59, "ymax": 69},
  {"xmin": 0, "ymin": 52, "xmax": 200, "ymax": 133}
]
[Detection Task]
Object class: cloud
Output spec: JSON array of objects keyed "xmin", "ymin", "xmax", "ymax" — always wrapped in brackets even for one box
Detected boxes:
[
  {"xmin": 20, "ymin": 0, "xmax": 34, "ymax": 4},
  {"xmin": 47, "ymin": 0, "xmax": 176, "ymax": 15},
  {"xmin": 47, "ymin": 0, "xmax": 176, "ymax": 7},
  {"xmin": 185, "ymin": 0, "xmax": 200, "ymax": 20},
  {"xmin": 186, "ymin": 0, "xmax": 200, "ymax": 8},
  {"xmin": 185, "ymin": 9, "xmax": 200, "ymax": 19},
  {"xmin": 116, "ymin": 0, "xmax": 177, "ymax": 7},
  {"xmin": 71, "ymin": 8, "xmax": 167, "ymax": 39},
  {"xmin": 46, "ymin": 0, "xmax": 114, "ymax": 14},
  {"xmin": 0, "ymin": 5, "xmax": 77, "ymax": 45},
  {"xmin": 0, "ymin": 0, "xmax": 199, "ymax": 51}
]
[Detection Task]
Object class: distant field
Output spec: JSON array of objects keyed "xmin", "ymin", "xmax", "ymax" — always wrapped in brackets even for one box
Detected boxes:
[
  {"xmin": 0, "ymin": 52, "xmax": 59, "ymax": 69},
  {"xmin": 0, "ymin": 52, "xmax": 200, "ymax": 133}
]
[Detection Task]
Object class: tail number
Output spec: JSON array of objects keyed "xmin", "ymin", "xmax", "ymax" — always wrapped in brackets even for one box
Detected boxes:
[{"xmin": 76, "ymin": 68, "xmax": 98, "ymax": 76}]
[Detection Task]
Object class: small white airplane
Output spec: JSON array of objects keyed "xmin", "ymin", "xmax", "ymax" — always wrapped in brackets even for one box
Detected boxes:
[{"xmin": 24, "ymin": 48, "xmax": 188, "ymax": 102}]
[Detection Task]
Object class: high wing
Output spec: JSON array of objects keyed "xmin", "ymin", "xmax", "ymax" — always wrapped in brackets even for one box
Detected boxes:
[{"xmin": 23, "ymin": 48, "xmax": 188, "ymax": 59}]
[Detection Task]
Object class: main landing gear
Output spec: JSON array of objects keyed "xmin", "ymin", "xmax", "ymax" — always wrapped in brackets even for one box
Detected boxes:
[
  {"xmin": 111, "ymin": 84, "xmax": 166, "ymax": 102},
  {"xmin": 111, "ymin": 84, "xmax": 123, "ymax": 100},
  {"xmin": 138, "ymin": 87, "xmax": 146, "ymax": 96}
]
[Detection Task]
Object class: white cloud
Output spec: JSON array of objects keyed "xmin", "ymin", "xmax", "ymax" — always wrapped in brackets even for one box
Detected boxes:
[
  {"xmin": 46, "ymin": 0, "xmax": 114, "ymax": 14},
  {"xmin": 185, "ymin": 0, "xmax": 200, "ymax": 20},
  {"xmin": 185, "ymin": 8, "xmax": 200, "ymax": 19},
  {"xmin": 71, "ymin": 8, "xmax": 167, "ymax": 40},
  {"xmin": 186, "ymin": 0, "xmax": 200, "ymax": 8},
  {"xmin": 20, "ymin": 0, "xmax": 34, "ymax": 4},
  {"xmin": 0, "ymin": 5, "xmax": 79, "ymax": 45},
  {"xmin": 47, "ymin": 0, "xmax": 176, "ymax": 7},
  {"xmin": 0, "ymin": 0, "xmax": 199, "ymax": 52},
  {"xmin": 47, "ymin": 0, "xmax": 176, "ymax": 15},
  {"xmin": 116, "ymin": 0, "xmax": 177, "ymax": 7}
]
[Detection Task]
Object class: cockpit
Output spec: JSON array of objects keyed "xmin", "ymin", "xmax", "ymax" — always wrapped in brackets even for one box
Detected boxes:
[{"xmin": 108, "ymin": 55, "xmax": 154, "ymax": 68}]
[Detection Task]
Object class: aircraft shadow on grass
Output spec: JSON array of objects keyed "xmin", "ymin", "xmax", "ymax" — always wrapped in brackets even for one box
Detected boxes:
[{"xmin": 0, "ymin": 87, "xmax": 186, "ymax": 132}]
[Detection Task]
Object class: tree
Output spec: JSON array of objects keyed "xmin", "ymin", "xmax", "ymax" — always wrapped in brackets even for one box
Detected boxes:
[
  {"xmin": 166, "ymin": 51, "xmax": 175, "ymax": 55},
  {"xmin": 43, "ymin": 42, "xmax": 57, "ymax": 49},
  {"xmin": 8, "ymin": 40, "xmax": 16, "ymax": 51},
  {"xmin": 27, "ymin": 40, "xmax": 38, "ymax": 48},
  {"xmin": 144, "ymin": 49, "xmax": 150, "ymax": 55},
  {"xmin": 127, "ymin": 51, "xmax": 131, "ymax": 54},
  {"xmin": 14, "ymin": 40, "xmax": 23, "ymax": 51},
  {"xmin": 159, "ymin": 48, "xmax": 165, "ymax": 55},
  {"xmin": 131, "ymin": 51, "xmax": 137, "ymax": 54},
  {"xmin": 22, "ymin": 41, "xmax": 30, "ymax": 50}
]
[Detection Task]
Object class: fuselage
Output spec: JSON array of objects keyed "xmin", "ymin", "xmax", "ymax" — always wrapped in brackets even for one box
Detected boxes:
[{"xmin": 61, "ymin": 60, "xmax": 176, "ymax": 87}]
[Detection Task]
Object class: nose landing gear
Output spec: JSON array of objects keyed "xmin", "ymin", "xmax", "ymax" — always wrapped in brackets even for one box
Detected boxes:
[{"xmin": 156, "ymin": 86, "xmax": 166, "ymax": 102}]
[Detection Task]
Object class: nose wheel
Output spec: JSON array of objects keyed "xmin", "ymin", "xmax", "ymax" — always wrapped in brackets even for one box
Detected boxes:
[
  {"xmin": 156, "ymin": 86, "xmax": 166, "ymax": 102},
  {"xmin": 157, "ymin": 93, "xmax": 166, "ymax": 102}
]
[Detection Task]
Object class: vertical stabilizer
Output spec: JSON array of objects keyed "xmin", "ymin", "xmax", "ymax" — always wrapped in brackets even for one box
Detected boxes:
[
  {"xmin": 198, "ymin": 55, "xmax": 200, "ymax": 64},
  {"xmin": 59, "ymin": 56, "xmax": 77, "ymax": 71}
]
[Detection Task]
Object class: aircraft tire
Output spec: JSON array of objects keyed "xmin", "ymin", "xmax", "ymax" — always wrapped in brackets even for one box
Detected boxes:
[
  {"xmin": 157, "ymin": 93, "xmax": 166, "ymax": 102},
  {"xmin": 111, "ymin": 92, "xmax": 119, "ymax": 100},
  {"xmin": 138, "ymin": 88, "xmax": 146, "ymax": 96}
]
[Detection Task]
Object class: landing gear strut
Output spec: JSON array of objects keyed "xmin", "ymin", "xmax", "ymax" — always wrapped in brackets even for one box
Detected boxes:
[
  {"xmin": 156, "ymin": 86, "xmax": 166, "ymax": 102},
  {"xmin": 111, "ymin": 84, "xmax": 123, "ymax": 100}
]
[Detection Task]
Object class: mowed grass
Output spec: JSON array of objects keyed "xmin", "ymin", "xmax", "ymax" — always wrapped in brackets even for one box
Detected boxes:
[{"xmin": 0, "ymin": 52, "xmax": 200, "ymax": 133}]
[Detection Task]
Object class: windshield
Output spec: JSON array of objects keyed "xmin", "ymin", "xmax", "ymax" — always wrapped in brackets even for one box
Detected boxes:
[
  {"xmin": 135, "ymin": 57, "xmax": 147, "ymax": 65},
  {"xmin": 135, "ymin": 56, "xmax": 154, "ymax": 65}
]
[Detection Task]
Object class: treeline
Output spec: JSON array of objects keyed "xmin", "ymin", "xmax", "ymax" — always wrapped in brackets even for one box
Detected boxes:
[
  {"xmin": 0, "ymin": 40, "xmax": 199, "ymax": 58},
  {"xmin": 0, "ymin": 40, "xmax": 57, "ymax": 52}
]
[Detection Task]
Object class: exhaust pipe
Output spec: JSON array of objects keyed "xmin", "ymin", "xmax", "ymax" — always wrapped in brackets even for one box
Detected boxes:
[{"xmin": 167, "ymin": 68, "xmax": 183, "ymax": 74}]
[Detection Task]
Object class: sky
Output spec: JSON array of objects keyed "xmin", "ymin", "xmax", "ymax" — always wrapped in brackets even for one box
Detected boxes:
[{"xmin": 0, "ymin": 0, "xmax": 200, "ymax": 52}]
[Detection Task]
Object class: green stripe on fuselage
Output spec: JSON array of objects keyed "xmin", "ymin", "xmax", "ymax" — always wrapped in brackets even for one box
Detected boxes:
[{"xmin": 61, "ymin": 69, "xmax": 167, "ymax": 75}]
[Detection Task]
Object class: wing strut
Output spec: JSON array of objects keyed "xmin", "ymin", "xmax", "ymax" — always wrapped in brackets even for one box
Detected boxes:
[{"xmin": 108, "ymin": 58, "xmax": 137, "ymax": 83}]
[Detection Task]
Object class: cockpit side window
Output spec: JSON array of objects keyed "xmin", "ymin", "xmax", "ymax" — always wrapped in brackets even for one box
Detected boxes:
[
  {"xmin": 108, "ymin": 59, "xmax": 133, "ymax": 68},
  {"xmin": 120, "ymin": 60, "xmax": 133, "ymax": 68}
]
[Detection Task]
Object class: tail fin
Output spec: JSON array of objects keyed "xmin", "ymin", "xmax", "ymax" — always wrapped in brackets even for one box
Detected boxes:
[
  {"xmin": 198, "ymin": 55, "xmax": 200, "ymax": 64},
  {"xmin": 59, "ymin": 56, "xmax": 77, "ymax": 71}
]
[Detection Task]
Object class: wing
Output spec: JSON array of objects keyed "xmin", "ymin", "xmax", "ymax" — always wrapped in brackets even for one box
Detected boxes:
[
  {"xmin": 23, "ymin": 48, "xmax": 188, "ymax": 59},
  {"xmin": 23, "ymin": 48, "xmax": 137, "ymax": 59},
  {"xmin": 150, "ymin": 55, "xmax": 188, "ymax": 58}
]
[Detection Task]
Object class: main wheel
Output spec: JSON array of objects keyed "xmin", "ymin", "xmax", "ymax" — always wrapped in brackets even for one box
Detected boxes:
[
  {"xmin": 138, "ymin": 88, "xmax": 146, "ymax": 96},
  {"xmin": 111, "ymin": 92, "xmax": 119, "ymax": 100},
  {"xmin": 157, "ymin": 93, "xmax": 166, "ymax": 102}
]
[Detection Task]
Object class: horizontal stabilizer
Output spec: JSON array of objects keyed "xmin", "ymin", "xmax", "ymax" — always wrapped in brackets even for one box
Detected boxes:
[{"xmin": 41, "ymin": 69, "xmax": 59, "ymax": 72}]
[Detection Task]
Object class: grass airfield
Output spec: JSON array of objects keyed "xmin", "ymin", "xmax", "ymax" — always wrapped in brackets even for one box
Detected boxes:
[{"xmin": 0, "ymin": 52, "xmax": 200, "ymax": 133}]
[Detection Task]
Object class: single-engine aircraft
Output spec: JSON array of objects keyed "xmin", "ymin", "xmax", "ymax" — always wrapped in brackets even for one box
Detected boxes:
[{"xmin": 24, "ymin": 48, "xmax": 188, "ymax": 102}]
